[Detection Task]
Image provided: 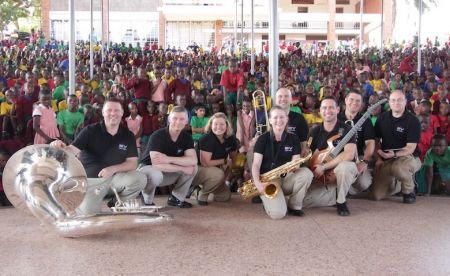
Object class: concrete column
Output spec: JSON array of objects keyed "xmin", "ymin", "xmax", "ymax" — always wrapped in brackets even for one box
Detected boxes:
[
  {"xmin": 383, "ymin": 0, "xmax": 393, "ymax": 45},
  {"xmin": 69, "ymin": 0, "xmax": 75, "ymax": 95},
  {"xmin": 215, "ymin": 20, "xmax": 223, "ymax": 49},
  {"xmin": 269, "ymin": 0, "xmax": 279, "ymax": 99},
  {"xmin": 359, "ymin": 0, "xmax": 364, "ymax": 49},
  {"xmin": 101, "ymin": 0, "xmax": 109, "ymax": 45},
  {"xmin": 159, "ymin": 11, "xmax": 166, "ymax": 48},
  {"xmin": 327, "ymin": 0, "xmax": 337, "ymax": 50},
  {"xmin": 90, "ymin": 0, "xmax": 94, "ymax": 79},
  {"xmin": 41, "ymin": 0, "xmax": 50, "ymax": 41}
]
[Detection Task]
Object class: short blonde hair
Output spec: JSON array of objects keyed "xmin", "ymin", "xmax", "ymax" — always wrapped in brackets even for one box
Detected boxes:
[{"xmin": 204, "ymin": 112, "xmax": 234, "ymax": 138}]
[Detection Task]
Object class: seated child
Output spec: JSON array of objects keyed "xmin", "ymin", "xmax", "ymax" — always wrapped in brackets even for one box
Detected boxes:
[
  {"xmin": 141, "ymin": 100, "xmax": 159, "ymax": 146},
  {"xmin": 236, "ymin": 97, "xmax": 255, "ymax": 153},
  {"xmin": 0, "ymin": 149, "xmax": 12, "ymax": 206},
  {"xmin": 125, "ymin": 102, "xmax": 143, "ymax": 150},
  {"xmin": 418, "ymin": 114, "xmax": 433, "ymax": 161},
  {"xmin": 57, "ymin": 94, "xmax": 84, "ymax": 144},
  {"xmin": 424, "ymin": 135, "xmax": 450, "ymax": 195},
  {"xmin": 190, "ymin": 105, "xmax": 208, "ymax": 143}
]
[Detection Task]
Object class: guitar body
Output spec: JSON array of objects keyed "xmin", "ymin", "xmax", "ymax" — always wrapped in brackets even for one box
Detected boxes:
[
  {"xmin": 309, "ymin": 98, "xmax": 388, "ymax": 185},
  {"xmin": 309, "ymin": 134, "xmax": 340, "ymax": 184}
]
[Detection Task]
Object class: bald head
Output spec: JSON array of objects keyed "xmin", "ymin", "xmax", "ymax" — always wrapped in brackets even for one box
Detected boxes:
[{"xmin": 275, "ymin": 87, "xmax": 292, "ymax": 110}]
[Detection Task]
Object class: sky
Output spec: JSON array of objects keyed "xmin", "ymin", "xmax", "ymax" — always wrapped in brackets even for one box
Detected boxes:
[{"xmin": 393, "ymin": 0, "xmax": 450, "ymax": 43}]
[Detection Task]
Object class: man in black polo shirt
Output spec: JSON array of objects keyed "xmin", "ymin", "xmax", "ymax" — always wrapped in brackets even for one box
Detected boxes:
[
  {"xmin": 337, "ymin": 89, "xmax": 375, "ymax": 195},
  {"xmin": 372, "ymin": 90, "xmax": 421, "ymax": 203},
  {"xmin": 139, "ymin": 106, "xmax": 197, "ymax": 208},
  {"xmin": 51, "ymin": 98, "xmax": 146, "ymax": 215},
  {"xmin": 252, "ymin": 106, "xmax": 313, "ymax": 219},
  {"xmin": 275, "ymin": 87, "xmax": 310, "ymax": 157},
  {"xmin": 303, "ymin": 96, "xmax": 358, "ymax": 216}
]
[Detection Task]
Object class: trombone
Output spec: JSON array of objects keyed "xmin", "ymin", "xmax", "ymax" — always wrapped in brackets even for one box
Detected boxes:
[{"xmin": 252, "ymin": 90, "xmax": 269, "ymax": 135}]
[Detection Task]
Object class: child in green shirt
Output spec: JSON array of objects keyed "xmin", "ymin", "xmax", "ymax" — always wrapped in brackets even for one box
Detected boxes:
[
  {"xmin": 424, "ymin": 135, "xmax": 450, "ymax": 195},
  {"xmin": 57, "ymin": 94, "xmax": 84, "ymax": 143},
  {"xmin": 191, "ymin": 105, "xmax": 208, "ymax": 142}
]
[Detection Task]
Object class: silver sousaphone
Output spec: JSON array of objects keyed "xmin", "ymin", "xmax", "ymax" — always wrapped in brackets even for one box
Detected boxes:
[{"xmin": 2, "ymin": 145, "xmax": 172, "ymax": 238}]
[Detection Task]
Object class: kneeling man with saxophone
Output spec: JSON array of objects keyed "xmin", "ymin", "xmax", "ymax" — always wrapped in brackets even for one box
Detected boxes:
[{"xmin": 248, "ymin": 105, "xmax": 313, "ymax": 219}]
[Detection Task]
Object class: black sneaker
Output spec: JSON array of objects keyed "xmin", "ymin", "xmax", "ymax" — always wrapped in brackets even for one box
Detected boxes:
[
  {"xmin": 107, "ymin": 198, "xmax": 116, "ymax": 208},
  {"xmin": 167, "ymin": 195, "xmax": 192, "ymax": 208},
  {"xmin": 251, "ymin": 196, "xmax": 263, "ymax": 204},
  {"xmin": 402, "ymin": 192, "xmax": 416, "ymax": 204},
  {"xmin": 185, "ymin": 185, "xmax": 198, "ymax": 199},
  {"xmin": 336, "ymin": 202, "xmax": 350, "ymax": 216},
  {"xmin": 197, "ymin": 200, "xmax": 208, "ymax": 206},
  {"xmin": 287, "ymin": 208, "xmax": 305, "ymax": 217}
]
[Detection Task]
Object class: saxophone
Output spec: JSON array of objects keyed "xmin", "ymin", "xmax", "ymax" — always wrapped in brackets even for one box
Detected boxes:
[{"xmin": 238, "ymin": 152, "xmax": 312, "ymax": 200}]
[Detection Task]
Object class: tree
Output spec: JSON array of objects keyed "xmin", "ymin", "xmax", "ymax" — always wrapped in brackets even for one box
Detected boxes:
[
  {"xmin": 0, "ymin": 0, "xmax": 32, "ymax": 37},
  {"xmin": 391, "ymin": 0, "xmax": 439, "ymax": 41}
]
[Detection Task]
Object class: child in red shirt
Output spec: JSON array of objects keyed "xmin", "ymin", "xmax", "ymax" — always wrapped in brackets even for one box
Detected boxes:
[
  {"xmin": 0, "ymin": 149, "xmax": 11, "ymax": 206},
  {"xmin": 418, "ymin": 114, "xmax": 433, "ymax": 161},
  {"xmin": 141, "ymin": 100, "xmax": 159, "ymax": 147},
  {"xmin": 436, "ymin": 102, "xmax": 449, "ymax": 139}
]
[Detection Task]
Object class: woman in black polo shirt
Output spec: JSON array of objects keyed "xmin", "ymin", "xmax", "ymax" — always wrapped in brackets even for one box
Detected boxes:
[
  {"xmin": 193, "ymin": 113, "xmax": 238, "ymax": 205},
  {"xmin": 252, "ymin": 105, "xmax": 313, "ymax": 219}
]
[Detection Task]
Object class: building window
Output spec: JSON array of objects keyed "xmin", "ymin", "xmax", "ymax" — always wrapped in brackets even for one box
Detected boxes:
[
  {"xmin": 336, "ymin": 0, "xmax": 350, "ymax": 4},
  {"xmin": 166, "ymin": 21, "xmax": 215, "ymax": 49},
  {"xmin": 261, "ymin": 34, "xmax": 285, "ymax": 40},
  {"xmin": 297, "ymin": 7, "xmax": 308, "ymax": 13},
  {"xmin": 292, "ymin": 0, "xmax": 314, "ymax": 4},
  {"xmin": 336, "ymin": 7, "xmax": 344, "ymax": 13}
]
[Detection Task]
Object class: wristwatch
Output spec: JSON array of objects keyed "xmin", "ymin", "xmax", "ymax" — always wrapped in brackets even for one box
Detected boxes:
[{"xmin": 360, "ymin": 159, "xmax": 369, "ymax": 165}]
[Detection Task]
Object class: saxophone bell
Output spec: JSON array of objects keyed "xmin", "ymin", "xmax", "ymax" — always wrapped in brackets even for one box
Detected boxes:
[
  {"xmin": 263, "ymin": 181, "xmax": 280, "ymax": 199},
  {"xmin": 238, "ymin": 153, "xmax": 312, "ymax": 200}
]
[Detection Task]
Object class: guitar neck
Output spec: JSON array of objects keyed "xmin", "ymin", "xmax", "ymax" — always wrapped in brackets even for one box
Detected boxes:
[{"xmin": 329, "ymin": 98, "xmax": 387, "ymax": 158}]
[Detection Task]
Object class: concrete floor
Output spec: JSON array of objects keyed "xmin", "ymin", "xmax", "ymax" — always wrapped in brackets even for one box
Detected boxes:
[{"xmin": 1, "ymin": 195, "xmax": 449, "ymax": 276}]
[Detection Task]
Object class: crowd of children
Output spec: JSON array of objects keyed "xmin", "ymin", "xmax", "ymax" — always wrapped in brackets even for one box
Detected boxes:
[{"xmin": 0, "ymin": 37, "xmax": 449, "ymax": 206}]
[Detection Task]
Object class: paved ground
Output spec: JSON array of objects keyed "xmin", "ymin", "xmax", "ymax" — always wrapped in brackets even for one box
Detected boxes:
[{"xmin": 1, "ymin": 195, "xmax": 449, "ymax": 275}]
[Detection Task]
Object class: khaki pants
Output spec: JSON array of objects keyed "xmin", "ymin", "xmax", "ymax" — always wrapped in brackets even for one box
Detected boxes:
[
  {"xmin": 138, "ymin": 165, "xmax": 198, "ymax": 204},
  {"xmin": 192, "ymin": 166, "xmax": 231, "ymax": 202},
  {"xmin": 372, "ymin": 156, "xmax": 421, "ymax": 200},
  {"xmin": 348, "ymin": 164, "xmax": 373, "ymax": 195},
  {"xmin": 77, "ymin": 171, "xmax": 147, "ymax": 215},
  {"xmin": 260, "ymin": 167, "xmax": 313, "ymax": 219},
  {"xmin": 304, "ymin": 161, "xmax": 358, "ymax": 208}
]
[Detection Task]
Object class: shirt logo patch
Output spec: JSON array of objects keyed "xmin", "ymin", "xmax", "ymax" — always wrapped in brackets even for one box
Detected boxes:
[
  {"xmin": 118, "ymin": 144, "xmax": 128, "ymax": 151},
  {"xmin": 177, "ymin": 149, "xmax": 183, "ymax": 154},
  {"xmin": 284, "ymin": 146, "xmax": 293, "ymax": 152},
  {"xmin": 396, "ymin": 126, "xmax": 404, "ymax": 133},
  {"xmin": 287, "ymin": 126, "xmax": 296, "ymax": 133}
]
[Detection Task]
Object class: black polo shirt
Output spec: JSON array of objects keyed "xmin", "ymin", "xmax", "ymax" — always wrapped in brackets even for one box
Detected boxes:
[
  {"xmin": 254, "ymin": 131, "xmax": 301, "ymax": 174},
  {"xmin": 374, "ymin": 110, "xmax": 420, "ymax": 157},
  {"xmin": 309, "ymin": 121, "xmax": 356, "ymax": 153},
  {"xmin": 72, "ymin": 122, "xmax": 138, "ymax": 178},
  {"xmin": 287, "ymin": 111, "xmax": 309, "ymax": 142},
  {"xmin": 198, "ymin": 132, "xmax": 238, "ymax": 160},
  {"xmin": 140, "ymin": 127, "xmax": 194, "ymax": 165},
  {"xmin": 337, "ymin": 112, "xmax": 375, "ymax": 156}
]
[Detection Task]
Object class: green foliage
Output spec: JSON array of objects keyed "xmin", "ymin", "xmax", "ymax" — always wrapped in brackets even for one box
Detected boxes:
[
  {"xmin": 407, "ymin": 0, "xmax": 439, "ymax": 11},
  {"xmin": 0, "ymin": 0, "xmax": 33, "ymax": 32}
]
